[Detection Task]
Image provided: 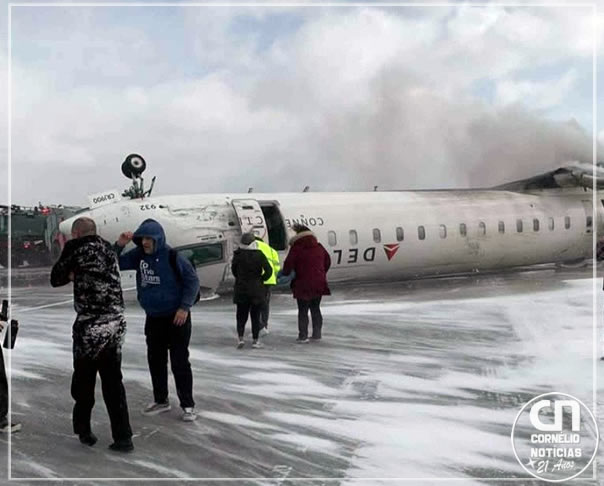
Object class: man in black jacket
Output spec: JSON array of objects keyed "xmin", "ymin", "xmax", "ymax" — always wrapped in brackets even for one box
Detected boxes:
[
  {"xmin": 231, "ymin": 232, "xmax": 272, "ymax": 349},
  {"xmin": 51, "ymin": 217, "xmax": 133, "ymax": 452}
]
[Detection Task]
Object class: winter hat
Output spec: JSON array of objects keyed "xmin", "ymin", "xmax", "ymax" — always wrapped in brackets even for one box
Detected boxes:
[
  {"xmin": 241, "ymin": 232, "xmax": 255, "ymax": 245},
  {"xmin": 292, "ymin": 223, "xmax": 310, "ymax": 233}
]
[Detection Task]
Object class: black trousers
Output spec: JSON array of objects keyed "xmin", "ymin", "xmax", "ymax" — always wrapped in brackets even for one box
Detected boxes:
[
  {"xmin": 71, "ymin": 344, "xmax": 132, "ymax": 442},
  {"xmin": 145, "ymin": 313, "xmax": 194, "ymax": 409},
  {"xmin": 236, "ymin": 302, "xmax": 262, "ymax": 340},
  {"xmin": 297, "ymin": 297, "xmax": 323, "ymax": 339},
  {"xmin": 0, "ymin": 346, "xmax": 7, "ymax": 421},
  {"xmin": 259, "ymin": 287, "xmax": 272, "ymax": 329}
]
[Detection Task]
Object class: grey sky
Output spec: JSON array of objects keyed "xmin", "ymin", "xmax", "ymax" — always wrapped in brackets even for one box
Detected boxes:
[{"xmin": 2, "ymin": 4, "xmax": 603, "ymax": 206}]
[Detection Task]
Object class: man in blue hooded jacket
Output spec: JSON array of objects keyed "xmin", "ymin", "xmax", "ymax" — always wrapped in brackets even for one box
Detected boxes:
[{"xmin": 115, "ymin": 219, "xmax": 200, "ymax": 422}]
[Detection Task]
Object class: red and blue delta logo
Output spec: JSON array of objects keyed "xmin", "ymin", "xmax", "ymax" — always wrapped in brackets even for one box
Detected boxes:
[{"xmin": 383, "ymin": 243, "xmax": 400, "ymax": 261}]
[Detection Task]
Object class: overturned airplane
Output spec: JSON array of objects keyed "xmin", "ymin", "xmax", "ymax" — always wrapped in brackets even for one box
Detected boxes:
[{"xmin": 60, "ymin": 155, "xmax": 602, "ymax": 292}]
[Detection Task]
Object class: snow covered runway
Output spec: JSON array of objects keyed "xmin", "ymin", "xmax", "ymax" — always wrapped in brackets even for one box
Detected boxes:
[{"xmin": 1, "ymin": 267, "xmax": 601, "ymax": 484}]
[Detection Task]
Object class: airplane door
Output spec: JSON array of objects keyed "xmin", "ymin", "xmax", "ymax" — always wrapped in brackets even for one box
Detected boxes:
[{"xmin": 231, "ymin": 199, "xmax": 268, "ymax": 240}]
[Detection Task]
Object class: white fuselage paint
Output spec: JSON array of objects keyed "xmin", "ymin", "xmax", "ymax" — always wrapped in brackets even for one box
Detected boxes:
[{"xmin": 61, "ymin": 189, "xmax": 599, "ymax": 292}]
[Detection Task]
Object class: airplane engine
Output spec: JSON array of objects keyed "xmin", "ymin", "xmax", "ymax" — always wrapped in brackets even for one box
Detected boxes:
[{"xmin": 121, "ymin": 153, "xmax": 147, "ymax": 179}]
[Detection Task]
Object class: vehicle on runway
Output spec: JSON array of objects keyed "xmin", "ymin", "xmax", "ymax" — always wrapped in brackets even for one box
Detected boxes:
[
  {"xmin": 1, "ymin": 204, "xmax": 81, "ymax": 268},
  {"xmin": 60, "ymin": 154, "xmax": 603, "ymax": 293}
]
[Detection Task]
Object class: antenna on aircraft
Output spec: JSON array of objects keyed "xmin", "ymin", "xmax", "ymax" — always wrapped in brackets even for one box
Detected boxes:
[
  {"xmin": 303, "ymin": 186, "xmax": 310, "ymax": 192},
  {"xmin": 121, "ymin": 154, "xmax": 155, "ymax": 199}
]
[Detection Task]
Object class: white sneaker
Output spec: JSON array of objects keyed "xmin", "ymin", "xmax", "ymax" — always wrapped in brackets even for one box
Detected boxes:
[
  {"xmin": 142, "ymin": 401, "xmax": 171, "ymax": 416},
  {"xmin": 260, "ymin": 327, "xmax": 270, "ymax": 336},
  {"xmin": 236, "ymin": 339, "xmax": 245, "ymax": 349},
  {"xmin": 252, "ymin": 340, "xmax": 264, "ymax": 349},
  {"xmin": 182, "ymin": 407, "xmax": 197, "ymax": 422}
]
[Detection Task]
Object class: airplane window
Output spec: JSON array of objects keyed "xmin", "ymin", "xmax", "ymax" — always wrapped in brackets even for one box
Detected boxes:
[
  {"xmin": 349, "ymin": 230, "xmax": 358, "ymax": 245},
  {"xmin": 565, "ymin": 216, "xmax": 571, "ymax": 229},
  {"xmin": 548, "ymin": 217, "xmax": 554, "ymax": 230},
  {"xmin": 459, "ymin": 223, "xmax": 467, "ymax": 236},
  {"xmin": 498, "ymin": 221, "xmax": 505, "ymax": 234},
  {"xmin": 373, "ymin": 228, "xmax": 381, "ymax": 243},
  {"xmin": 328, "ymin": 231, "xmax": 337, "ymax": 246},
  {"xmin": 418, "ymin": 226, "xmax": 426, "ymax": 240},
  {"xmin": 177, "ymin": 243, "xmax": 223, "ymax": 267},
  {"xmin": 396, "ymin": 227, "xmax": 404, "ymax": 241},
  {"xmin": 478, "ymin": 221, "xmax": 486, "ymax": 236},
  {"xmin": 439, "ymin": 225, "xmax": 446, "ymax": 239},
  {"xmin": 533, "ymin": 219, "xmax": 539, "ymax": 232},
  {"xmin": 516, "ymin": 219, "xmax": 523, "ymax": 233}
]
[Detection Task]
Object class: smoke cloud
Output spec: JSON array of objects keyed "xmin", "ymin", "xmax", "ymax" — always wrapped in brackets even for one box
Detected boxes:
[{"xmin": 6, "ymin": 6, "xmax": 601, "ymax": 205}]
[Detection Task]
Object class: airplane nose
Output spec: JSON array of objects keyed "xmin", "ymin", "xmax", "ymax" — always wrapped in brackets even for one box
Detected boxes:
[{"xmin": 59, "ymin": 218, "xmax": 72, "ymax": 236}]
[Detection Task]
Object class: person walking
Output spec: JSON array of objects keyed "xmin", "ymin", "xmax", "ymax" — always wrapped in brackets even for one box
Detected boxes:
[
  {"xmin": 281, "ymin": 224, "xmax": 331, "ymax": 343},
  {"xmin": 115, "ymin": 219, "xmax": 199, "ymax": 422},
  {"xmin": 231, "ymin": 233, "xmax": 273, "ymax": 349},
  {"xmin": 50, "ymin": 217, "xmax": 133, "ymax": 452},
  {"xmin": 254, "ymin": 236, "xmax": 280, "ymax": 335}
]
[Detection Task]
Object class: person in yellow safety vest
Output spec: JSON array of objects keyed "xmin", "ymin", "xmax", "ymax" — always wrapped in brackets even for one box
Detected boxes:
[{"xmin": 255, "ymin": 236, "xmax": 280, "ymax": 335}]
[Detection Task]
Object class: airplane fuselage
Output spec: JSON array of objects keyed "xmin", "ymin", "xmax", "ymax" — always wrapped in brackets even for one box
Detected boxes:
[{"xmin": 61, "ymin": 188, "xmax": 599, "ymax": 292}]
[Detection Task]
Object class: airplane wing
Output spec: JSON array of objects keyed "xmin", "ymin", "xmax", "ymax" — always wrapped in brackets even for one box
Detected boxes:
[{"xmin": 494, "ymin": 162, "xmax": 604, "ymax": 191}]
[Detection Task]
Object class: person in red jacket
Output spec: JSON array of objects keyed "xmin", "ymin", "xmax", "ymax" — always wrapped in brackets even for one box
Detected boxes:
[{"xmin": 281, "ymin": 224, "xmax": 331, "ymax": 343}]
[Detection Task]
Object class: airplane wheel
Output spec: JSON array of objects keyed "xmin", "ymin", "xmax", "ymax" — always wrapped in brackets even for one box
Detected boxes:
[{"xmin": 121, "ymin": 154, "xmax": 146, "ymax": 179}]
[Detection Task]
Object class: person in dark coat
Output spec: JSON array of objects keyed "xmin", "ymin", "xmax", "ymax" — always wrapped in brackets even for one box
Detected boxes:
[
  {"xmin": 231, "ymin": 232, "xmax": 273, "ymax": 349},
  {"xmin": 281, "ymin": 224, "xmax": 331, "ymax": 343},
  {"xmin": 50, "ymin": 217, "xmax": 133, "ymax": 452}
]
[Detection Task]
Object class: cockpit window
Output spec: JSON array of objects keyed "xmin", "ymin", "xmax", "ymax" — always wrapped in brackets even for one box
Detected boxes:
[{"xmin": 177, "ymin": 242, "xmax": 224, "ymax": 267}]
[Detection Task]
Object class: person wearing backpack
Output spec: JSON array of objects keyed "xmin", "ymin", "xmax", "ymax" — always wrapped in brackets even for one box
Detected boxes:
[
  {"xmin": 115, "ymin": 219, "xmax": 200, "ymax": 422},
  {"xmin": 231, "ymin": 232, "xmax": 273, "ymax": 349}
]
